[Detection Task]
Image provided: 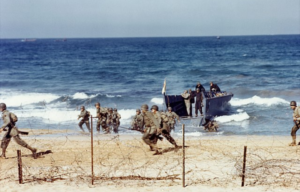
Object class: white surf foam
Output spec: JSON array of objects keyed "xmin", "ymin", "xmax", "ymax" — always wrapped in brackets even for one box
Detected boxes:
[
  {"xmin": 150, "ymin": 98, "xmax": 164, "ymax": 105},
  {"xmin": 215, "ymin": 112, "xmax": 250, "ymax": 123},
  {"xmin": 0, "ymin": 92, "xmax": 60, "ymax": 107},
  {"xmin": 230, "ymin": 95, "xmax": 289, "ymax": 107},
  {"xmin": 72, "ymin": 92, "xmax": 98, "ymax": 99},
  {"xmin": 17, "ymin": 107, "xmax": 137, "ymax": 126}
]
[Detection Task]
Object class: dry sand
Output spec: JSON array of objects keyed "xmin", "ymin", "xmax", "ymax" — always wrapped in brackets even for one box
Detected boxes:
[{"xmin": 1, "ymin": 129, "xmax": 300, "ymax": 192}]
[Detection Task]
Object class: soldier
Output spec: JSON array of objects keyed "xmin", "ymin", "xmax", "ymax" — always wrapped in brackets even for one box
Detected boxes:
[
  {"xmin": 151, "ymin": 105, "xmax": 161, "ymax": 126},
  {"xmin": 131, "ymin": 109, "xmax": 144, "ymax": 131},
  {"xmin": 112, "ymin": 108, "xmax": 121, "ymax": 133},
  {"xmin": 181, "ymin": 90, "xmax": 190, "ymax": 116},
  {"xmin": 78, "ymin": 106, "xmax": 90, "ymax": 132},
  {"xmin": 0, "ymin": 103, "xmax": 37, "ymax": 159},
  {"xmin": 195, "ymin": 81, "xmax": 205, "ymax": 92},
  {"xmin": 106, "ymin": 108, "xmax": 114, "ymax": 132},
  {"xmin": 141, "ymin": 104, "xmax": 161, "ymax": 155},
  {"xmin": 94, "ymin": 102, "xmax": 109, "ymax": 133},
  {"xmin": 189, "ymin": 89, "xmax": 195, "ymax": 117},
  {"xmin": 210, "ymin": 82, "xmax": 221, "ymax": 92},
  {"xmin": 289, "ymin": 101, "xmax": 300, "ymax": 146},
  {"xmin": 153, "ymin": 106, "xmax": 179, "ymax": 148},
  {"xmin": 195, "ymin": 88, "xmax": 204, "ymax": 117},
  {"xmin": 166, "ymin": 107, "xmax": 180, "ymax": 131}
]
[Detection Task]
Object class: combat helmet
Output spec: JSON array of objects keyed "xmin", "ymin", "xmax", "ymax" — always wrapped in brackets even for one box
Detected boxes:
[
  {"xmin": 141, "ymin": 104, "xmax": 149, "ymax": 111},
  {"xmin": 290, "ymin": 101, "xmax": 297, "ymax": 106},
  {"xmin": 151, "ymin": 105, "xmax": 159, "ymax": 111},
  {"xmin": 108, "ymin": 108, "xmax": 113, "ymax": 112},
  {"xmin": 136, "ymin": 109, "xmax": 141, "ymax": 112},
  {"xmin": 0, "ymin": 103, "xmax": 7, "ymax": 110}
]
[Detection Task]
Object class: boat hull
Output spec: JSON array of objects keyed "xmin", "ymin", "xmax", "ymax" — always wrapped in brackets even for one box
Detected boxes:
[{"xmin": 164, "ymin": 92, "xmax": 233, "ymax": 121}]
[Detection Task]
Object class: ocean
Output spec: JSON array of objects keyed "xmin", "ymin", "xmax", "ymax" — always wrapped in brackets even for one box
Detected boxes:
[{"xmin": 0, "ymin": 35, "xmax": 299, "ymax": 136}]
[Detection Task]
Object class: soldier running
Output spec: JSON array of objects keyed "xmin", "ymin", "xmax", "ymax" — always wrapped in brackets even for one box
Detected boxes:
[
  {"xmin": 0, "ymin": 103, "xmax": 37, "ymax": 159},
  {"xmin": 141, "ymin": 104, "xmax": 161, "ymax": 155},
  {"xmin": 166, "ymin": 107, "xmax": 180, "ymax": 131},
  {"xmin": 154, "ymin": 106, "xmax": 179, "ymax": 148},
  {"xmin": 95, "ymin": 102, "xmax": 109, "ymax": 133},
  {"xmin": 131, "ymin": 109, "xmax": 144, "ymax": 131},
  {"xmin": 78, "ymin": 106, "xmax": 90, "ymax": 132},
  {"xmin": 289, "ymin": 101, "xmax": 300, "ymax": 146}
]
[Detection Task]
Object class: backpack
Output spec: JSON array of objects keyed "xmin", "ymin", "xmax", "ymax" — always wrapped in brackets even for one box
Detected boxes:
[{"xmin": 10, "ymin": 112, "xmax": 18, "ymax": 122}]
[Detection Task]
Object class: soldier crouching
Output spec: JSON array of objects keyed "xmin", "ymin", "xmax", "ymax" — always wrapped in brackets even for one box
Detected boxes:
[{"xmin": 0, "ymin": 103, "xmax": 37, "ymax": 159}]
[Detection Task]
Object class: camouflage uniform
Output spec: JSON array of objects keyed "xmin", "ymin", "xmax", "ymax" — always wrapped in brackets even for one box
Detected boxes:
[
  {"xmin": 142, "ymin": 111, "xmax": 160, "ymax": 151},
  {"xmin": 160, "ymin": 111, "xmax": 178, "ymax": 147},
  {"xmin": 107, "ymin": 110, "xmax": 121, "ymax": 133},
  {"xmin": 96, "ymin": 107, "xmax": 109, "ymax": 133},
  {"xmin": 131, "ymin": 113, "xmax": 144, "ymax": 131},
  {"xmin": 166, "ymin": 111, "xmax": 180, "ymax": 131},
  {"xmin": 1, "ymin": 110, "xmax": 36, "ymax": 157},
  {"xmin": 291, "ymin": 106, "xmax": 300, "ymax": 142},
  {"xmin": 78, "ymin": 109, "xmax": 90, "ymax": 132}
]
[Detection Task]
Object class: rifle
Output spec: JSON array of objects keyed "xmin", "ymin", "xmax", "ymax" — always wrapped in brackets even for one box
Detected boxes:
[{"xmin": 3, "ymin": 128, "xmax": 29, "ymax": 135}]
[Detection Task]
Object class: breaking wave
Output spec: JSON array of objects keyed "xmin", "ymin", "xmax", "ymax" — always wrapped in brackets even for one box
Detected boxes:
[
  {"xmin": 215, "ymin": 111, "xmax": 250, "ymax": 123},
  {"xmin": 230, "ymin": 96, "xmax": 289, "ymax": 107},
  {"xmin": 0, "ymin": 92, "xmax": 60, "ymax": 107},
  {"xmin": 150, "ymin": 98, "xmax": 164, "ymax": 105}
]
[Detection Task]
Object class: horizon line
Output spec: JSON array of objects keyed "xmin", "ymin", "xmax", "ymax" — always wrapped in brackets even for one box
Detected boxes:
[{"xmin": 1, "ymin": 33, "xmax": 299, "ymax": 40}]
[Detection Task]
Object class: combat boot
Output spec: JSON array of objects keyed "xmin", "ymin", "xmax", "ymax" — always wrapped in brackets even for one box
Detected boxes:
[
  {"xmin": 153, "ymin": 150, "xmax": 162, "ymax": 155},
  {"xmin": 0, "ymin": 149, "xmax": 6, "ymax": 159},
  {"xmin": 289, "ymin": 136, "xmax": 296, "ymax": 146},
  {"xmin": 26, "ymin": 145, "xmax": 37, "ymax": 159}
]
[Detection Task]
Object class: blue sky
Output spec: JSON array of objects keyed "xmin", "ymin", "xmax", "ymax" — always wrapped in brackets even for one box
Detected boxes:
[{"xmin": 1, "ymin": 0, "xmax": 299, "ymax": 38}]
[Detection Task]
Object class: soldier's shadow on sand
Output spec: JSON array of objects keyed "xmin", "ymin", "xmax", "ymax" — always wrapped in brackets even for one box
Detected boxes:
[
  {"xmin": 5, "ymin": 150, "xmax": 52, "ymax": 159},
  {"xmin": 161, "ymin": 146, "xmax": 189, "ymax": 154}
]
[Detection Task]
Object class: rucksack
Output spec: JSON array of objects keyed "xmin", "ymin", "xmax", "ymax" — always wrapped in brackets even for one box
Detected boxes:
[{"xmin": 10, "ymin": 112, "xmax": 18, "ymax": 122}]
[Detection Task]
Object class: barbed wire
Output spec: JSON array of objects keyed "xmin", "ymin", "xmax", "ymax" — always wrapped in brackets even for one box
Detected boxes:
[{"xmin": 0, "ymin": 100, "xmax": 300, "ymax": 190}]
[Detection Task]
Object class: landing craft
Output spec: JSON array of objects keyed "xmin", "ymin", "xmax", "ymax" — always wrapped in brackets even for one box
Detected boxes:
[{"xmin": 162, "ymin": 81, "xmax": 233, "ymax": 127}]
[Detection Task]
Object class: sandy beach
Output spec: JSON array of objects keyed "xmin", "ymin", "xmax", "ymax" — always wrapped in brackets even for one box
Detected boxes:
[{"xmin": 1, "ymin": 129, "xmax": 300, "ymax": 192}]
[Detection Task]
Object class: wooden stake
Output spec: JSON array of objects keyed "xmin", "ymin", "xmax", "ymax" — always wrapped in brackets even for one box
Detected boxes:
[
  {"xmin": 241, "ymin": 146, "xmax": 247, "ymax": 187},
  {"xmin": 182, "ymin": 124, "xmax": 185, "ymax": 187},
  {"xmin": 17, "ymin": 150, "xmax": 23, "ymax": 184},
  {"xmin": 91, "ymin": 115, "xmax": 94, "ymax": 185}
]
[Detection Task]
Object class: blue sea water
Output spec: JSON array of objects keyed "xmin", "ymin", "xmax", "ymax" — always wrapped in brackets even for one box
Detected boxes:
[{"xmin": 0, "ymin": 35, "xmax": 299, "ymax": 136}]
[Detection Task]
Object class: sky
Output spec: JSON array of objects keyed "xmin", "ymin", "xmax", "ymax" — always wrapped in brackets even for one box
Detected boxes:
[{"xmin": 0, "ymin": 0, "xmax": 299, "ymax": 38}]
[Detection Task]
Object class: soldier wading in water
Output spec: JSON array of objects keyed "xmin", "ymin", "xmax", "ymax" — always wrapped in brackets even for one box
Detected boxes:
[
  {"xmin": 0, "ymin": 103, "xmax": 37, "ymax": 159},
  {"xmin": 289, "ymin": 101, "xmax": 300, "ymax": 146}
]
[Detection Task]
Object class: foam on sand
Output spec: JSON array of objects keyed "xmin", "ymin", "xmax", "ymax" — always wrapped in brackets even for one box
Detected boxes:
[{"xmin": 230, "ymin": 95, "xmax": 289, "ymax": 107}]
